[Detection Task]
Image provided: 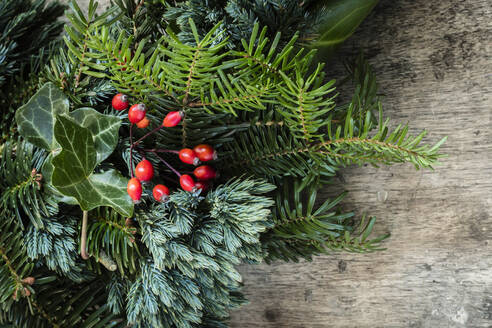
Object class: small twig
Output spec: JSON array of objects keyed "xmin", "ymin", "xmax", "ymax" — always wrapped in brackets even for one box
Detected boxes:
[
  {"xmin": 81, "ymin": 211, "xmax": 90, "ymax": 260},
  {"xmin": 98, "ymin": 250, "xmax": 117, "ymax": 271}
]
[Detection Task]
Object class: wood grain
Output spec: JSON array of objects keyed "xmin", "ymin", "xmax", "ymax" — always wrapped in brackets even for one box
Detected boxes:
[
  {"xmin": 230, "ymin": 0, "xmax": 492, "ymax": 327},
  {"xmin": 59, "ymin": 0, "xmax": 492, "ymax": 326}
]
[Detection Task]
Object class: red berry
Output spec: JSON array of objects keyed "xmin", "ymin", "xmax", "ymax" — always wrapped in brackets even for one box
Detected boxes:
[
  {"xmin": 135, "ymin": 159, "xmax": 154, "ymax": 182},
  {"xmin": 193, "ymin": 165, "xmax": 216, "ymax": 181},
  {"xmin": 195, "ymin": 181, "xmax": 209, "ymax": 191},
  {"xmin": 128, "ymin": 104, "xmax": 146, "ymax": 123},
  {"xmin": 180, "ymin": 174, "xmax": 196, "ymax": 192},
  {"xmin": 127, "ymin": 178, "xmax": 142, "ymax": 203},
  {"xmin": 179, "ymin": 148, "xmax": 200, "ymax": 165},
  {"xmin": 136, "ymin": 117, "xmax": 150, "ymax": 129},
  {"xmin": 193, "ymin": 144, "xmax": 217, "ymax": 162},
  {"xmin": 162, "ymin": 111, "xmax": 184, "ymax": 127},
  {"xmin": 112, "ymin": 93, "xmax": 129, "ymax": 111},
  {"xmin": 153, "ymin": 184, "xmax": 170, "ymax": 202}
]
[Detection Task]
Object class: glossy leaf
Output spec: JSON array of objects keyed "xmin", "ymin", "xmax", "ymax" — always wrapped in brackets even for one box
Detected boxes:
[
  {"xmin": 69, "ymin": 107, "xmax": 122, "ymax": 163},
  {"xmin": 310, "ymin": 0, "xmax": 379, "ymax": 55},
  {"xmin": 51, "ymin": 116, "xmax": 133, "ymax": 216},
  {"xmin": 15, "ymin": 82, "xmax": 69, "ymax": 150}
]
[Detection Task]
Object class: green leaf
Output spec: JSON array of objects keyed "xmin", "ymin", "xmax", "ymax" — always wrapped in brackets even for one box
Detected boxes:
[
  {"xmin": 309, "ymin": 0, "xmax": 379, "ymax": 56},
  {"xmin": 51, "ymin": 116, "xmax": 133, "ymax": 216},
  {"xmin": 15, "ymin": 82, "xmax": 69, "ymax": 150},
  {"xmin": 69, "ymin": 108, "xmax": 122, "ymax": 163}
]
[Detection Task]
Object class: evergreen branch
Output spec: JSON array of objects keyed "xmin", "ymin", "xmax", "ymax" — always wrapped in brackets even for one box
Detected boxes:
[
  {"xmin": 262, "ymin": 179, "xmax": 389, "ymax": 263},
  {"xmin": 222, "ymin": 125, "xmax": 337, "ymax": 179},
  {"xmin": 277, "ymin": 64, "xmax": 336, "ymax": 141},
  {"xmin": 195, "ymin": 74, "xmax": 275, "ymax": 115},
  {"xmin": 25, "ymin": 216, "xmax": 82, "ymax": 279},
  {"xmin": 0, "ymin": 140, "xmax": 55, "ymax": 229},
  {"xmin": 188, "ymin": 84, "xmax": 271, "ymax": 110},
  {"xmin": 334, "ymin": 53, "xmax": 380, "ymax": 126},
  {"xmin": 223, "ymin": 104, "xmax": 446, "ymax": 180},
  {"xmin": 87, "ymin": 207, "xmax": 140, "ymax": 276},
  {"xmin": 227, "ymin": 23, "xmax": 316, "ymax": 86},
  {"xmin": 64, "ymin": 0, "xmax": 121, "ymax": 88},
  {"xmin": 0, "ymin": 217, "xmax": 34, "ymax": 306},
  {"xmin": 72, "ymin": 23, "xmax": 89, "ymax": 88},
  {"xmin": 0, "ymin": 247, "xmax": 21, "ymax": 283},
  {"xmin": 107, "ymin": 274, "xmax": 128, "ymax": 315},
  {"xmin": 159, "ymin": 21, "xmax": 229, "ymax": 103},
  {"xmin": 30, "ymin": 298, "xmax": 60, "ymax": 328},
  {"xmin": 1, "ymin": 278, "xmax": 120, "ymax": 328},
  {"xmin": 107, "ymin": 46, "xmax": 176, "ymax": 100},
  {"xmin": 182, "ymin": 20, "xmax": 203, "ymax": 105},
  {"xmin": 323, "ymin": 104, "xmax": 447, "ymax": 169},
  {"xmin": 68, "ymin": 26, "xmax": 180, "ymax": 103},
  {"xmin": 261, "ymin": 177, "xmax": 387, "ymax": 262},
  {"xmin": 0, "ymin": 0, "xmax": 65, "ymax": 86}
]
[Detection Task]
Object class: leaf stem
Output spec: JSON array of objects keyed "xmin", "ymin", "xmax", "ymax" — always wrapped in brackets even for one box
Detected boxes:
[{"xmin": 81, "ymin": 210, "xmax": 90, "ymax": 260}]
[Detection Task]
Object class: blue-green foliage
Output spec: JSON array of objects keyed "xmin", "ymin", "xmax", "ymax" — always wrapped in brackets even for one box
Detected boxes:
[
  {"xmin": 130, "ymin": 179, "xmax": 275, "ymax": 326},
  {"xmin": 25, "ymin": 216, "xmax": 80, "ymax": 276}
]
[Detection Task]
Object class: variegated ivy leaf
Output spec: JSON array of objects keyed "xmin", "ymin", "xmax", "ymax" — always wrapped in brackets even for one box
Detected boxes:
[
  {"xmin": 51, "ymin": 115, "xmax": 133, "ymax": 217},
  {"xmin": 15, "ymin": 82, "xmax": 69, "ymax": 150},
  {"xmin": 69, "ymin": 108, "xmax": 121, "ymax": 163}
]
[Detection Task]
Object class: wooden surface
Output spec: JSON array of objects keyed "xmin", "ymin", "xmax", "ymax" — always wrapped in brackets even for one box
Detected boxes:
[
  {"xmin": 230, "ymin": 1, "xmax": 492, "ymax": 327},
  {"xmin": 62, "ymin": 0, "xmax": 492, "ymax": 326}
]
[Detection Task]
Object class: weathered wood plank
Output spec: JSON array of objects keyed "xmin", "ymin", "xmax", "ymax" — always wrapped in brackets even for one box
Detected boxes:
[{"xmin": 230, "ymin": 0, "xmax": 492, "ymax": 327}]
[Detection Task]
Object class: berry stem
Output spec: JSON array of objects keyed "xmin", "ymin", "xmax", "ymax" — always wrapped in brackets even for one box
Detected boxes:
[
  {"xmin": 129, "ymin": 123, "xmax": 134, "ymax": 178},
  {"xmin": 135, "ymin": 149, "xmax": 178, "ymax": 183},
  {"xmin": 159, "ymin": 174, "xmax": 179, "ymax": 185},
  {"xmin": 142, "ymin": 148, "xmax": 179, "ymax": 154},
  {"xmin": 132, "ymin": 125, "xmax": 164, "ymax": 146},
  {"xmin": 149, "ymin": 150, "xmax": 182, "ymax": 177}
]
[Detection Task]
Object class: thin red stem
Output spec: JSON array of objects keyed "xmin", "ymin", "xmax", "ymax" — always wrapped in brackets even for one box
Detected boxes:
[
  {"xmin": 133, "ymin": 125, "xmax": 163, "ymax": 146},
  {"xmin": 143, "ymin": 148, "xmax": 179, "ymax": 154},
  {"xmin": 159, "ymin": 174, "xmax": 179, "ymax": 185},
  {"xmin": 149, "ymin": 151, "xmax": 182, "ymax": 177}
]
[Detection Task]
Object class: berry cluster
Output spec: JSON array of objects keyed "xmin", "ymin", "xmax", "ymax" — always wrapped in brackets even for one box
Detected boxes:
[{"xmin": 112, "ymin": 94, "xmax": 218, "ymax": 204}]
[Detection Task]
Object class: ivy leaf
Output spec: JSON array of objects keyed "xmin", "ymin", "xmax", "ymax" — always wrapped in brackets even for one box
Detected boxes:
[
  {"xmin": 310, "ymin": 0, "xmax": 379, "ymax": 56},
  {"xmin": 69, "ymin": 107, "xmax": 122, "ymax": 163},
  {"xmin": 51, "ymin": 116, "xmax": 133, "ymax": 217},
  {"xmin": 15, "ymin": 82, "xmax": 69, "ymax": 150}
]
